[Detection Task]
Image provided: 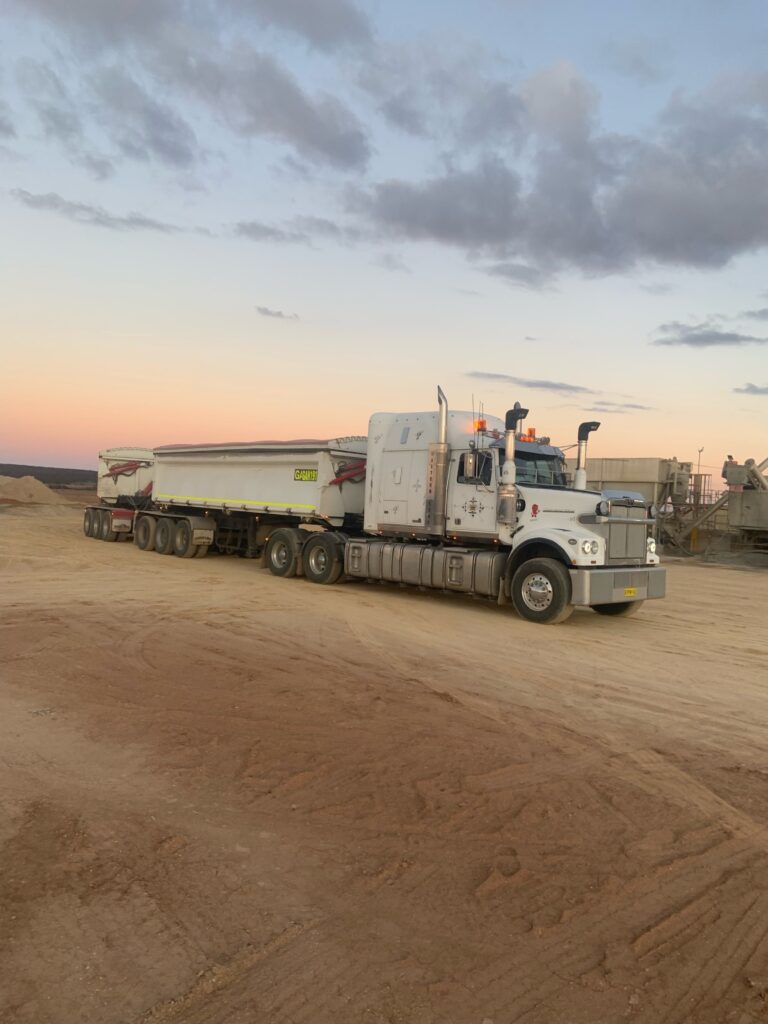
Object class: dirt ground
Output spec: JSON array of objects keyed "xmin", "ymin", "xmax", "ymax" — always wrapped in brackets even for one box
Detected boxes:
[{"xmin": 2, "ymin": 504, "xmax": 768, "ymax": 1024}]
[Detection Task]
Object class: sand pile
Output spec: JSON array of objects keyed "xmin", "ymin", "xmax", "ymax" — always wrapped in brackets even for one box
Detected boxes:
[{"xmin": 0, "ymin": 475, "xmax": 70, "ymax": 504}]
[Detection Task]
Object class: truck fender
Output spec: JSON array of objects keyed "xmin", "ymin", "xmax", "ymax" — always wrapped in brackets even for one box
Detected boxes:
[{"xmin": 503, "ymin": 537, "xmax": 573, "ymax": 596}]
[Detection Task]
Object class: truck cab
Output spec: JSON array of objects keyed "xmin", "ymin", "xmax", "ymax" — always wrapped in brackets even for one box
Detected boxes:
[{"xmin": 358, "ymin": 394, "xmax": 664, "ymax": 622}]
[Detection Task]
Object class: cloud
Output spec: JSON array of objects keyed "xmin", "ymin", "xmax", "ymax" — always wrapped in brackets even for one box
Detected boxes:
[
  {"xmin": 458, "ymin": 81, "xmax": 526, "ymax": 146},
  {"xmin": 13, "ymin": 0, "xmax": 174, "ymax": 44},
  {"xmin": 485, "ymin": 261, "xmax": 550, "ymax": 289},
  {"xmin": 15, "ymin": 2, "xmax": 370, "ymax": 172},
  {"xmin": 741, "ymin": 307, "xmax": 768, "ymax": 321},
  {"xmin": 467, "ymin": 371, "xmax": 597, "ymax": 394},
  {"xmin": 168, "ymin": 49, "xmax": 370, "ymax": 171},
  {"xmin": 374, "ymin": 252, "xmax": 410, "ymax": 272},
  {"xmin": 734, "ymin": 382, "xmax": 768, "ymax": 395},
  {"xmin": 256, "ymin": 305, "xmax": 299, "ymax": 319},
  {"xmin": 16, "ymin": 59, "xmax": 115, "ymax": 177},
  {"xmin": 11, "ymin": 189, "xmax": 186, "ymax": 233},
  {"xmin": 223, "ymin": 0, "xmax": 372, "ymax": 51},
  {"xmin": 290, "ymin": 214, "xmax": 366, "ymax": 244},
  {"xmin": 652, "ymin": 321, "xmax": 768, "ymax": 347},
  {"xmin": 0, "ymin": 100, "xmax": 16, "ymax": 138},
  {"xmin": 234, "ymin": 220, "xmax": 309, "ymax": 244},
  {"xmin": 353, "ymin": 159, "xmax": 523, "ymax": 248},
  {"xmin": 589, "ymin": 400, "xmax": 653, "ymax": 411},
  {"xmin": 90, "ymin": 67, "xmax": 200, "ymax": 169},
  {"xmin": 602, "ymin": 36, "xmax": 667, "ymax": 84},
  {"xmin": 357, "ymin": 67, "xmax": 768, "ymax": 277}
]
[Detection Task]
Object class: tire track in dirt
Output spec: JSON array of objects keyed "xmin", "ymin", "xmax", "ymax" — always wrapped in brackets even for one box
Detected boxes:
[{"xmin": 136, "ymin": 924, "xmax": 307, "ymax": 1023}]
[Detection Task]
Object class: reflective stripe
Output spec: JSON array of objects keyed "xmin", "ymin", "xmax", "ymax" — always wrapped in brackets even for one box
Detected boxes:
[{"xmin": 154, "ymin": 493, "xmax": 316, "ymax": 510}]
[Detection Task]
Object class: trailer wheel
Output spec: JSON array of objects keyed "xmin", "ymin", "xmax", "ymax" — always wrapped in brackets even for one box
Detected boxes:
[
  {"xmin": 511, "ymin": 558, "xmax": 573, "ymax": 624},
  {"xmin": 83, "ymin": 508, "xmax": 95, "ymax": 537},
  {"xmin": 135, "ymin": 515, "xmax": 156, "ymax": 551},
  {"xmin": 303, "ymin": 533, "xmax": 344, "ymax": 585},
  {"xmin": 154, "ymin": 517, "xmax": 175, "ymax": 555},
  {"xmin": 593, "ymin": 600, "xmax": 645, "ymax": 617},
  {"xmin": 173, "ymin": 520, "xmax": 198, "ymax": 558},
  {"xmin": 265, "ymin": 528, "xmax": 300, "ymax": 577},
  {"xmin": 99, "ymin": 508, "xmax": 118, "ymax": 542},
  {"xmin": 91, "ymin": 508, "xmax": 104, "ymax": 539}
]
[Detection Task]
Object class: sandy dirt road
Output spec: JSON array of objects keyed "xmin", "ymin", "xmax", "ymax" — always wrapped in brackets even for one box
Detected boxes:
[{"xmin": 2, "ymin": 504, "xmax": 768, "ymax": 1024}]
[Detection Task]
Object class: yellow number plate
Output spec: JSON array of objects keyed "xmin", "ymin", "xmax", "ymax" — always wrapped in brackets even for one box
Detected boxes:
[{"xmin": 624, "ymin": 587, "xmax": 638, "ymax": 597}]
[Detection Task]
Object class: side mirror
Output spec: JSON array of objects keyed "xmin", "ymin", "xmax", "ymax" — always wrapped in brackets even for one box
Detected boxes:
[{"xmin": 460, "ymin": 450, "xmax": 492, "ymax": 485}]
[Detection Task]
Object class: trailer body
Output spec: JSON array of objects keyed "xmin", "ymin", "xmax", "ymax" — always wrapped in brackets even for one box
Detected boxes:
[
  {"xmin": 97, "ymin": 448, "xmax": 154, "ymax": 506},
  {"xmin": 152, "ymin": 437, "xmax": 367, "ymax": 527}
]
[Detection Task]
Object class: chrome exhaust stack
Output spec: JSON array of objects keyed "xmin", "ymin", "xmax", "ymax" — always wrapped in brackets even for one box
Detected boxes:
[
  {"xmin": 498, "ymin": 402, "xmax": 528, "ymax": 526},
  {"xmin": 425, "ymin": 386, "xmax": 451, "ymax": 535},
  {"xmin": 574, "ymin": 421, "xmax": 600, "ymax": 490}
]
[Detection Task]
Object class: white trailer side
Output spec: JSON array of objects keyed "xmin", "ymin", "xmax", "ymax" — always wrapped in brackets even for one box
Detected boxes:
[{"xmin": 152, "ymin": 438, "xmax": 367, "ymax": 527}]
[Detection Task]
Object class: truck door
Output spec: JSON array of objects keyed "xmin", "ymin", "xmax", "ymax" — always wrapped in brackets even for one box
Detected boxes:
[{"xmin": 448, "ymin": 449, "xmax": 498, "ymax": 538}]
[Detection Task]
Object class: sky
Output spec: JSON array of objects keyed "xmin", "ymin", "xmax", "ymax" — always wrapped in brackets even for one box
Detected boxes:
[{"xmin": 1, "ymin": 0, "xmax": 767, "ymax": 474}]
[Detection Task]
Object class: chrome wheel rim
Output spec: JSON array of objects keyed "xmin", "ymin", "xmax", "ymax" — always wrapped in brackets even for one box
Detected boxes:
[
  {"xmin": 308, "ymin": 546, "xmax": 328, "ymax": 575},
  {"xmin": 521, "ymin": 572, "xmax": 554, "ymax": 612},
  {"xmin": 271, "ymin": 541, "xmax": 289, "ymax": 568}
]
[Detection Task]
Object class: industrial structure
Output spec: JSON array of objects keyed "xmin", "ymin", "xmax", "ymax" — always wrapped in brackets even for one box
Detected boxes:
[{"xmin": 566, "ymin": 455, "xmax": 768, "ymax": 556}]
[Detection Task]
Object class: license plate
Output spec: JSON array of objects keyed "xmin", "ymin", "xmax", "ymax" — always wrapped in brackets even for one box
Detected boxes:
[{"xmin": 624, "ymin": 587, "xmax": 638, "ymax": 597}]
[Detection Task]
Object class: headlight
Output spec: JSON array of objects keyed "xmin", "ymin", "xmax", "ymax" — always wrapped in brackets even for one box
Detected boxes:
[
  {"xmin": 591, "ymin": 540, "xmax": 599, "ymax": 554},
  {"xmin": 647, "ymin": 537, "xmax": 657, "ymax": 554},
  {"xmin": 648, "ymin": 504, "xmax": 658, "ymax": 519},
  {"xmin": 581, "ymin": 539, "xmax": 600, "ymax": 554},
  {"xmin": 596, "ymin": 500, "xmax": 610, "ymax": 517}
]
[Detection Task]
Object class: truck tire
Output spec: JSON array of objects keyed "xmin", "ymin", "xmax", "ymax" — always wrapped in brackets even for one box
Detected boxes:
[
  {"xmin": 173, "ymin": 519, "xmax": 198, "ymax": 558},
  {"xmin": 135, "ymin": 515, "xmax": 156, "ymax": 551},
  {"xmin": 303, "ymin": 533, "xmax": 344, "ymax": 585},
  {"xmin": 593, "ymin": 600, "xmax": 645, "ymax": 617},
  {"xmin": 83, "ymin": 508, "xmax": 94, "ymax": 537},
  {"xmin": 154, "ymin": 517, "xmax": 175, "ymax": 555},
  {"xmin": 91, "ymin": 508, "xmax": 104, "ymax": 539},
  {"xmin": 511, "ymin": 557, "xmax": 573, "ymax": 624},
  {"xmin": 100, "ymin": 509, "xmax": 118, "ymax": 542},
  {"xmin": 265, "ymin": 528, "xmax": 300, "ymax": 578}
]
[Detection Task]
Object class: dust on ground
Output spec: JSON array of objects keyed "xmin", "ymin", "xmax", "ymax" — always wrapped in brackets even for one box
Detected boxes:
[{"xmin": 2, "ymin": 504, "xmax": 768, "ymax": 1024}]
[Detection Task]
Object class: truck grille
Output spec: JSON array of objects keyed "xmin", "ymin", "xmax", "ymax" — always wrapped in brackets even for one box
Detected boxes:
[{"xmin": 607, "ymin": 505, "xmax": 647, "ymax": 562}]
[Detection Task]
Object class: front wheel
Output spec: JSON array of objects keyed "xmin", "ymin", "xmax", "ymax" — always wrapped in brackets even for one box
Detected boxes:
[
  {"xmin": 511, "ymin": 557, "xmax": 573, "ymax": 624},
  {"xmin": 593, "ymin": 600, "xmax": 645, "ymax": 617}
]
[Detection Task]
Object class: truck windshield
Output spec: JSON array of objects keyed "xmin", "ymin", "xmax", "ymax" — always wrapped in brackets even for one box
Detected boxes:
[{"xmin": 499, "ymin": 451, "xmax": 567, "ymax": 486}]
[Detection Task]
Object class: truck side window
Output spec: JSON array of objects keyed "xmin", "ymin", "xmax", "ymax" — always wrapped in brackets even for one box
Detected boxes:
[{"xmin": 457, "ymin": 451, "xmax": 493, "ymax": 485}]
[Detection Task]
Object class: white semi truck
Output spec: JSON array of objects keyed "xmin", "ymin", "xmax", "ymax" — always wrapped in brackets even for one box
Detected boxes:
[{"xmin": 83, "ymin": 389, "xmax": 665, "ymax": 623}]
